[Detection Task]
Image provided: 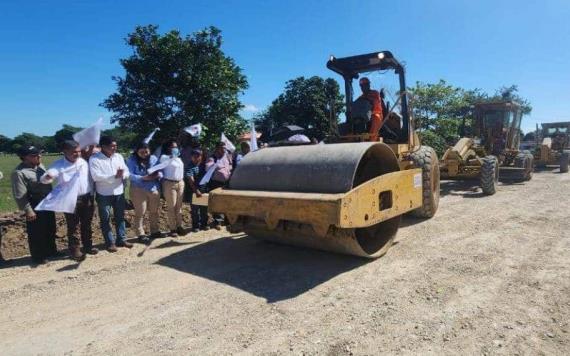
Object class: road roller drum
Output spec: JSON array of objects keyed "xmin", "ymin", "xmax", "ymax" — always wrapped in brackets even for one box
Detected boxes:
[{"xmin": 209, "ymin": 142, "xmax": 425, "ymax": 258}]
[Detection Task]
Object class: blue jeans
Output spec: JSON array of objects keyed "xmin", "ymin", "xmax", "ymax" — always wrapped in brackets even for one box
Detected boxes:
[{"xmin": 96, "ymin": 193, "xmax": 126, "ymax": 246}]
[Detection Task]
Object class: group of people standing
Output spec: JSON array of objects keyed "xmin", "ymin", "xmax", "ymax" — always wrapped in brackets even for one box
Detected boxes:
[{"xmin": 10, "ymin": 135, "xmax": 247, "ymax": 265}]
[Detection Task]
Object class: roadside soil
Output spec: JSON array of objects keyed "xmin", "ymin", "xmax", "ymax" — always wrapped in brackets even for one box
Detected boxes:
[
  {"xmin": 0, "ymin": 201, "xmax": 193, "ymax": 259},
  {"xmin": 0, "ymin": 169, "xmax": 569, "ymax": 355}
]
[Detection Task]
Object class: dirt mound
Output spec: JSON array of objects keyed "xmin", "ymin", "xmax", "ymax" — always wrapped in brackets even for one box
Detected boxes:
[{"xmin": 1, "ymin": 201, "xmax": 196, "ymax": 259}]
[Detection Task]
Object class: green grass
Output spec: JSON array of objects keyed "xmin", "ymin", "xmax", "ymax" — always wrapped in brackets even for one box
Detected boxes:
[{"xmin": 0, "ymin": 154, "xmax": 60, "ymax": 213}]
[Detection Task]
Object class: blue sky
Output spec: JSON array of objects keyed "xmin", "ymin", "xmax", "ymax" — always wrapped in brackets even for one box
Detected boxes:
[{"xmin": 0, "ymin": 0, "xmax": 569, "ymax": 137}]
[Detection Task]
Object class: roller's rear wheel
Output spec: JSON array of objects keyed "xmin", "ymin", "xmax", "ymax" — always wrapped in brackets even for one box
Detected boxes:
[{"xmin": 409, "ymin": 146, "xmax": 440, "ymax": 218}]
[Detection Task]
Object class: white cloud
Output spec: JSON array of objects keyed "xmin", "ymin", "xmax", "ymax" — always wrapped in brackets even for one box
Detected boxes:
[{"xmin": 242, "ymin": 104, "xmax": 260, "ymax": 112}]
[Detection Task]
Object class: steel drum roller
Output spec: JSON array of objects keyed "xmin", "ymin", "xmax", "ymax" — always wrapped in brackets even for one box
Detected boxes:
[{"xmin": 223, "ymin": 143, "xmax": 405, "ymax": 258}]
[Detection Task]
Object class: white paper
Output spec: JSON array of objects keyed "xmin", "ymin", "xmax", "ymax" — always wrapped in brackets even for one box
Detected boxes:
[
  {"xmin": 143, "ymin": 128, "xmax": 160, "ymax": 144},
  {"xmin": 199, "ymin": 163, "xmax": 218, "ymax": 186},
  {"xmin": 221, "ymin": 133, "xmax": 236, "ymax": 153},
  {"xmin": 35, "ymin": 171, "xmax": 81, "ymax": 214},
  {"xmin": 414, "ymin": 173, "xmax": 422, "ymax": 188},
  {"xmin": 152, "ymin": 146, "xmax": 162, "ymax": 159},
  {"xmin": 73, "ymin": 118, "xmax": 103, "ymax": 149},
  {"xmin": 250, "ymin": 122, "xmax": 259, "ymax": 151},
  {"xmin": 288, "ymin": 134, "xmax": 310, "ymax": 143},
  {"xmin": 147, "ymin": 158, "xmax": 173, "ymax": 174},
  {"xmin": 184, "ymin": 124, "xmax": 202, "ymax": 137}
]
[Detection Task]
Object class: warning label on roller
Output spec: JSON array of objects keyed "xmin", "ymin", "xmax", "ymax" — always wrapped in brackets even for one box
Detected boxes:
[{"xmin": 413, "ymin": 173, "xmax": 422, "ymax": 188}]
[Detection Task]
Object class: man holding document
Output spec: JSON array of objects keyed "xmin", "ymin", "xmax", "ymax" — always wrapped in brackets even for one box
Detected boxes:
[{"xmin": 41, "ymin": 140, "xmax": 98, "ymax": 261}]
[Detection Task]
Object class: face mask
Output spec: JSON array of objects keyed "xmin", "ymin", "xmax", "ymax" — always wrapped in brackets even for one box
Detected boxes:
[{"xmin": 171, "ymin": 148, "xmax": 180, "ymax": 157}]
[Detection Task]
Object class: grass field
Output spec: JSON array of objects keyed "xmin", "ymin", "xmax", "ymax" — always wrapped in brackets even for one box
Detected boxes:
[{"xmin": 0, "ymin": 154, "xmax": 60, "ymax": 213}]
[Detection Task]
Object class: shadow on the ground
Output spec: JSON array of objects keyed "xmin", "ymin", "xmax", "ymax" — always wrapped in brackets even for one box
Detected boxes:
[
  {"xmin": 440, "ymin": 179, "xmax": 485, "ymax": 198},
  {"xmin": 156, "ymin": 234, "xmax": 368, "ymax": 303},
  {"xmin": 400, "ymin": 216, "xmax": 427, "ymax": 228},
  {"xmin": 1, "ymin": 254, "xmax": 71, "ymax": 270},
  {"xmin": 152, "ymin": 239, "xmax": 201, "ymax": 250},
  {"xmin": 56, "ymin": 260, "xmax": 83, "ymax": 272},
  {"xmin": 0, "ymin": 256, "xmax": 32, "ymax": 269}
]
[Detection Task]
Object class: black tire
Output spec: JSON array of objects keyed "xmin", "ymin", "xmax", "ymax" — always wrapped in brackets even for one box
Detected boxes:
[
  {"xmin": 560, "ymin": 151, "xmax": 569, "ymax": 173},
  {"xmin": 514, "ymin": 153, "xmax": 526, "ymax": 168},
  {"xmin": 514, "ymin": 153, "xmax": 533, "ymax": 181},
  {"xmin": 409, "ymin": 146, "xmax": 440, "ymax": 218},
  {"xmin": 480, "ymin": 155, "xmax": 498, "ymax": 195}
]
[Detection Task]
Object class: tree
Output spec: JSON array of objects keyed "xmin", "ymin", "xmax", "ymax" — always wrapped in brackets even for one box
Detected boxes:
[
  {"xmin": 102, "ymin": 127, "xmax": 138, "ymax": 151},
  {"xmin": 0, "ymin": 135, "xmax": 12, "ymax": 152},
  {"xmin": 11, "ymin": 133, "xmax": 45, "ymax": 153},
  {"xmin": 408, "ymin": 80, "xmax": 486, "ymax": 154},
  {"xmin": 102, "ymin": 25, "xmax": 249, "ymax": 148},
  {"xmin": 54, "ymin": 124, "xmax": 83, "ymax": 146},
  {"xmin": 254, "ymin": 76, "xmax": 344, "ymax": 140},
  {"xmin": 41, "ymin": 136, "xmax": 58, "ymax": 153},
  {"xmin": 492, "ymin": 85, "xmax": 532, "ymax": 115}
]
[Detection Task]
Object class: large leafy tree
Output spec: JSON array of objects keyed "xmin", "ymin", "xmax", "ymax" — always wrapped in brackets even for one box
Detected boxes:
[
  {"xmin": 102, "ymin": 25, "xmax": 249, "ymax": 147},
  {"xmin": 409, "ymin": 80, "xmax": 486, "ymax": 155},
  {"xmin": 254, "ymin": 76, "xmax": 344, "ymax": 140}
]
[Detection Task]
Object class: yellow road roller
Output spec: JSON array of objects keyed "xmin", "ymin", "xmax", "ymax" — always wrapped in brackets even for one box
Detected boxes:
[{"xmin": 209, "ymin": 51, "xmax": 440, "ymax": 258}]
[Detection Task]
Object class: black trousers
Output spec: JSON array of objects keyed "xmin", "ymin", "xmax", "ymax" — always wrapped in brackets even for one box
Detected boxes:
[
  {"xmin": 26, "ymin": 209, "xmax": 57, "ymax": 261},
  {"xmin": 190, "ymin": 204, "xmax": 209, "ymax": 228},
  {"xmin": 64, "ymin": 194, "xmax": 94, "ymax": 250}
]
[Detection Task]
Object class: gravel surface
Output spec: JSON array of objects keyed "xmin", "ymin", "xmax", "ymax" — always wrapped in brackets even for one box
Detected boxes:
[{"xmin": 0, "ymin": 169, "xmax": 569, "ymax": 355}]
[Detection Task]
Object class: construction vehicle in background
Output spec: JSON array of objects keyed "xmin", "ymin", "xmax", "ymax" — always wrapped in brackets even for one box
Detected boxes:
[
  {"xmin": 534, "ymin": 122, "xmax": 570, "ymax": 173},
  {"xmin": 440, "ymin": 101, "xmax": 534, "ymax": 195},
  {"xmin": 209, "ymin": 51, "xmax": 440, "ymax": 258}
]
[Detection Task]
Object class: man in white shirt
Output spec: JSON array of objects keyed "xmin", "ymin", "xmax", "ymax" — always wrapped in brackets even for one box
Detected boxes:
[
  {"xmin": 42, "ymin": 140, "xmax": 99, "ymax": 260},
  {"xmin": 89, "ymin": 136, "xmax": 132, "ymax": 252}
]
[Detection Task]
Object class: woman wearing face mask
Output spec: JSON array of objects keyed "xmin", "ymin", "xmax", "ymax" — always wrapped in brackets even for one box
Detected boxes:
[
  {"xmin": 127, "ymin": 142, "xmax": 162, "ymax": 244},
  {"xmin": 160, "ymin": 140, "xmax": 186, "ymax": 237}
]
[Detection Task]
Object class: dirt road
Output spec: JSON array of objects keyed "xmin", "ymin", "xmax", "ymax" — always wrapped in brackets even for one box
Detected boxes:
[{"xmin": 1, "ymin": 170, "xmax": 569, "ymax": 355}]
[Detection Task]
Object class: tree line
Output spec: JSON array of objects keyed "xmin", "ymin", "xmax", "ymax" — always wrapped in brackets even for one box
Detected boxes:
[
  {"xmin": 2, "ymin": 25, "xmax": 532, "ymax": 157},
  {"xmin": 0, "ymin": 126, "xmax": 136, "ymax": 154}
]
